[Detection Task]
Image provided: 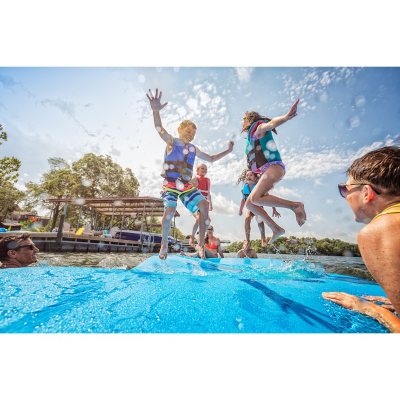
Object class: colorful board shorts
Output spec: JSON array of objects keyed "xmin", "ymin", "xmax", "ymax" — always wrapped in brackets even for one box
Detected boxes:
[{"xmin": 161, "ymin": 181, "xmax": 205, "ymax": 213}]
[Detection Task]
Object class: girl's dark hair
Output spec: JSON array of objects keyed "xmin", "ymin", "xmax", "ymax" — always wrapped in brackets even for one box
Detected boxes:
[{"xmin": 243, "ymin": 111, "xmax": 278, "ymax": 135}]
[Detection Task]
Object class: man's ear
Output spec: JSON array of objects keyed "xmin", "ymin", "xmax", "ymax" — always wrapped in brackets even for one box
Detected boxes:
[{"xmin": 363, "ymin": 185, "xmax": 377, "ymax": 202}]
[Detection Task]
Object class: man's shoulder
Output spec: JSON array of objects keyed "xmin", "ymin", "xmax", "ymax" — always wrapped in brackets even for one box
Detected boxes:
[{"xmin": 359, "ymin": 214, "xmax": 400, "ymax": 249}]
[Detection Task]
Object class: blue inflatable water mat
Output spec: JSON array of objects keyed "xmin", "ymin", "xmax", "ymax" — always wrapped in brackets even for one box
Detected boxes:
[{"xmin": 0, "ymin": 255, "xmax": 388, "ymax": 333}]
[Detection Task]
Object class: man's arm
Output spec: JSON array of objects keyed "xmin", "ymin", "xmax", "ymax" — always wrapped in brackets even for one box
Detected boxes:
[
  {"xmin": 322, "ymin": 292, "xmax": 400, "ymax": 333},
  {"xmin": 254, "ymin": 99, "xmax": 300, "ymax": 139},
  {"xmin": 146, "ymin": 88, "xmax": 174, "ymax": 146},
  {"xmin": 196, "ymin": 141, "xmax": 234, "ymax": 162}
]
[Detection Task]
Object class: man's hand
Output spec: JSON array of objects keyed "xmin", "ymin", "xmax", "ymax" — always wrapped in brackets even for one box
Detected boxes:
[
  {"xmin": 146, "ymin": 88, "xmax": 168, "ymax": 112},
  {"xmin": 322, "ymin": 292, "xmax": 370, "ymax": 314},
  {"xmin": 228, "ymin": 140, "xmax": 234, "ymax": 151}
]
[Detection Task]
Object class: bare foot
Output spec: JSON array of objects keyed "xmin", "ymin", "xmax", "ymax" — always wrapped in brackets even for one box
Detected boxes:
[
  {"xmin": 268, "ymin": 228, "xmax": 285, "ymax": 244},
  {"xmin": 293, "ymin": 202, "xmax": 307, "ymax": 226},
  {"xmin": 261, "ymin": 238, "xmax": 268, "ymax": 247},
  {"xmin": 159, "ymin": 242, "xmax": 168, "ymax": 260}
]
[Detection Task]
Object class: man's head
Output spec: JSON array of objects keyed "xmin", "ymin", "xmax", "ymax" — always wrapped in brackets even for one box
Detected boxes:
[
  {"xmin": 0, "ymin": 234, "xmax": 39, "ymax": 268},
  {"xmin": 339, "ymin": 146, "xmax": 400, "ymax": 223},
  {"xmin": 178, "ymin": 120, "xmax": 197, "ymax": 143}
]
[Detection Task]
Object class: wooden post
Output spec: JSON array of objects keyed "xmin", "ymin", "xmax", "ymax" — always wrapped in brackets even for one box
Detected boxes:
[{"xmin": 56, "ymin": 203, "xmax": 68, "ymax": 248}]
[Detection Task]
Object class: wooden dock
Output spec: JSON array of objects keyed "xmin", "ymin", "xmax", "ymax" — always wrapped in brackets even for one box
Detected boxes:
[{"xmin": 0, "ymin": 231, "xmax": 165, "ymax": 253}]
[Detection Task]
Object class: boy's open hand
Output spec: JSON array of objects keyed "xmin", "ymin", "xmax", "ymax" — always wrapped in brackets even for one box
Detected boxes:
[{"xmin": 146, "ymin": 88, "xmax": 168, "ymax": 111}]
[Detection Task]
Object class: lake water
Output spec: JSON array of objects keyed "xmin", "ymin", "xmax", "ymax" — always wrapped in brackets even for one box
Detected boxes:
[{"xmin": 35, "ymin": 252, "xmax": 373, "ymax": 280}]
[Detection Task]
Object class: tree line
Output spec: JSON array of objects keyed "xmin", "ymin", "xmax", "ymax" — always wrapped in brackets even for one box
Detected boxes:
[{"xmin": 226, "ymin": 236, "xmax": 361, "ymax": 257}]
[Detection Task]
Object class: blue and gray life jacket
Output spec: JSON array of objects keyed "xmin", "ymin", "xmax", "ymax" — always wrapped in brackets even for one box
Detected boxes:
[
  {"xmin": 162, "ymin": 138, "xmax": 196, "ymax": 183},
  {"xmin": 242, "ymin": 183, "xmax": 254, "ymax": 201},
  {"xmin": 245, "ymin": 120, "xmax": 282, "ymax": 170}
]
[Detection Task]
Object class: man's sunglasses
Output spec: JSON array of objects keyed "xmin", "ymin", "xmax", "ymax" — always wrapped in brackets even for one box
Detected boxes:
[
  {"xmin": 338, "ymin": 183, "xmax": 381, "ymax": 198},
  {"xmin": 7, "ymin": 243, "xmax": 36, "ymax": 251}
]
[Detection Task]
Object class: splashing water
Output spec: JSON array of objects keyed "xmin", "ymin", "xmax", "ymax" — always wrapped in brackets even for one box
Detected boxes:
[
  {"xmin": 82, "ymin": 178, "xmax": 92, "ymax": 187},
  {"xmin": 266, "ymin": 140, "xmax": 277, "ymax": 152},
  {"xmin": 175, "ymin": 180, "xmax": 185, "ymax": 191},
  {"xmin": 73, "ymin": 198, "xmax": 86, "ymax": 206},
  {"xmin": 354, "ymin": 95, "xmax": 366, "ymax": 108}
]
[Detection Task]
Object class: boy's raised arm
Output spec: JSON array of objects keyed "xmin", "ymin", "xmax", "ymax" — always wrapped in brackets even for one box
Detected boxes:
[
  {"xmin": 196, "ymin": 140, "xmax": 234, "ymax": 162},
  {"xmin": 146, "ymin": 88, "xmax": 173, "ymax": 146}
]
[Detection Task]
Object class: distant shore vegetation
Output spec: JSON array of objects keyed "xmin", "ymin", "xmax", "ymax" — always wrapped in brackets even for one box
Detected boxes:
[{"xmin": 226, "ymin": 236, "xmax": 361, "ymax": 257}]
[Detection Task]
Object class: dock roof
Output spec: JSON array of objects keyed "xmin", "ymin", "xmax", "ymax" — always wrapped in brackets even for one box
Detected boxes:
[{"xmin": 46, "ymin": 196, "xmax": 180, "ymax": 217}]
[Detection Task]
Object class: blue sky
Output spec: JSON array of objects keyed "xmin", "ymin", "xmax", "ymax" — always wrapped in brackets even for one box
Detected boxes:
[{"xmin": 1, "ymin": 67, "xmax": 400, "ymax": 243}]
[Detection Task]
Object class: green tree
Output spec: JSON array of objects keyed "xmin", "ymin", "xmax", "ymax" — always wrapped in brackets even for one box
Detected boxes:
[
  {"xmin": 24, "ymin": 153, "xmax": 140, "ymax": 229},
  {"xmin": 0, "ymin": 124, "xmax": 24, "ymax": 221}
]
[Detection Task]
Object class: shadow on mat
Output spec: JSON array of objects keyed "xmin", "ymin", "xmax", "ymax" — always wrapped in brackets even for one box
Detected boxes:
[{"xmin": 240, "ymin": 278, "xmax": 339, "ymax": 332}]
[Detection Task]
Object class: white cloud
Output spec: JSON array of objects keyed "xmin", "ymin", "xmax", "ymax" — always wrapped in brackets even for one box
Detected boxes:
[
  {"xmin": 235, "ymin": 67, "xmax": 254, "ymax": 84},
  {"xmin": 211, "ymin": 192, "xmax": 238, "ymax": 215},
  {"xmin": 282, "ymin": 135, "xmax": 397, "ymax": 180},
  {"xmin": 279, "ymin": 67, "xmax": 361, "ymax": 113},
  {"xmin": 271, "ymin": 185, "xmax": 301, "ymax": 199}
]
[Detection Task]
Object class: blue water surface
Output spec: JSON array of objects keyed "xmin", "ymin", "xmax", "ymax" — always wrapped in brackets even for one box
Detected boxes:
[{"xmin": 0, "ymin": 255, "xmax": 387, "ymax": 333}]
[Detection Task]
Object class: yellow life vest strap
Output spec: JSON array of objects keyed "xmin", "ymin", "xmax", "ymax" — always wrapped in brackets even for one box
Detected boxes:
[{"xmin": 371, "ymin": 203, "xmax": 400, "ymax": 222}]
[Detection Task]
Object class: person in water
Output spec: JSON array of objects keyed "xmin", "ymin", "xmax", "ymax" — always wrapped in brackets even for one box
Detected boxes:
[
  {"xmin": 189, "ymin": 163, "xmax": 213, "ymax": 247},
  {"xmin": 242, "ymin": 100, "xmax": 306, "ymax": 244},
  {"xmin": 237, "ymin": 240, "xmax": 258, "ymax": 258},
  {"xmin": 0, "ymin": 234, "xmax": 40, "ymax": 268},
  {"xmin": 323, "ymin": 146, "xmax": 400, "ymax": 333},
  {"xmin": 180, "ymin": 225, "xmax": 224, "ymax": 258},
  {"xmin": 146, "ymin": 88, "xmax": 234, "ymax": 259},
  {"xmin": 238, "ymin": 169, "xmax": 281, "ymax": 247},
  {"xmin": 203, "ymin": 225, "xmax": 224, "ymax": 258}
]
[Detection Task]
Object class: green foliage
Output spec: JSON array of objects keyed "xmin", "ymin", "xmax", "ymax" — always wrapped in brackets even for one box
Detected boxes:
[
  {"xmin": 225, "ymin": 236, "xmax": 361, "ymax": 257},
  {"xmin": 0, "ymin": 124, "xmax": 24, "ymax": 220},
  {"xmin": 24, "ymin": 153, "xmax": 141, "ymax": 229}
]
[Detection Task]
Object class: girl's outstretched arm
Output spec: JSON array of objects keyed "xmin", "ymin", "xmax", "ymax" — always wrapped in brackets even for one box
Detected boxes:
[
  {"xmin": 196, "ymin": 141, "xmax": 234, "ymax": 162},
  {"xmin": 254, "ymin": 99, "xmax": 300, "ymax": 139}
]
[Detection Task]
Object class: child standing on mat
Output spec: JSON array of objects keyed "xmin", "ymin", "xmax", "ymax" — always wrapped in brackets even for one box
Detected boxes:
[
  {"xmin": 189, "ymin": 163, "xmax": 213, "ymax": 247},
  {"xmin": 238, "ymin": 169, "xmax": 281, "ymax": 247},
  {"xmin": 146, "ymin": 88, "xmax": 234, "ymax": 259},
  {"xmin": 242, "ymin": 99, "xmax": 306, "ymax": 244}
]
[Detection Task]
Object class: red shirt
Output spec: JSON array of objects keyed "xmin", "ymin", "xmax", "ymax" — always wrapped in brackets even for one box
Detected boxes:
[{"xmin": 197, "ymin": 176, "xmax": 210, "ymax": 200}]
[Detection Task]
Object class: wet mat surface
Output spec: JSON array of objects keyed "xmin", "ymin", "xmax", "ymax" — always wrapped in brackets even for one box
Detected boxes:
[{"xmin": 0, "ymin": 255, "xmax": 387, "ymax": 333}]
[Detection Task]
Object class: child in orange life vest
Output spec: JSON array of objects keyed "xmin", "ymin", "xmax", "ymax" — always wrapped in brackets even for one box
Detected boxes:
[
  {"xmin": 189, "ymin": 163, "xmax": 213, "ymax": 246},
  {"xmin": 238, "ymin": 169, "xmax": 281, "ymax": 247},
  {"xmin": 146, "ymin": 88, "xmax": 234, "ymax": 259}
]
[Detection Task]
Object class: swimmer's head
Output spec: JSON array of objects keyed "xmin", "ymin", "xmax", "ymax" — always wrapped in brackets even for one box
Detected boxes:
[
  {"xmin": 178, "ymin": 120, "xmax": 197, "ymax": 143},
  {"xmin": 196, "ymin": 163, "xmax": 208, "ymax": 176}
]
